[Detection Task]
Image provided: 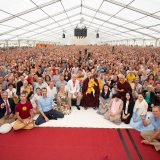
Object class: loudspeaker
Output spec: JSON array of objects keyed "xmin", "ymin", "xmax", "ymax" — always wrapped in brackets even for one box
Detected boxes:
[
  {"xmin": 74, "ymin": 28, "xmax": 87, "ymax": 37},
  {"xmin": 96, "ymin": 33, "xmax": 99, "ymax": 38},
  {"xmin": 62, "ymin": 33, "xmax": 65, "ymax": 38}
]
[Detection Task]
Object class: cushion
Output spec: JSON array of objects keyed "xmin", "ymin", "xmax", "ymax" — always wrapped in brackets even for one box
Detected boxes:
[{"xmin": 0, "ymin": 123, "xmax": 12, "ymax": 134}]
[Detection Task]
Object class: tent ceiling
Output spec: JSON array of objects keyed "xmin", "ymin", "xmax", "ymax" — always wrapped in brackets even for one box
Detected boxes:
[{"xmin": 0, "ymin": 0, "xmax": 160, "ymax": 43}]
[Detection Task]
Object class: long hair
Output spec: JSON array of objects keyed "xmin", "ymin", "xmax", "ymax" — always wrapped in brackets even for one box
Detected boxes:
[
  {"xmin": 101, "ymin": 84, "xmax": 110, "ymax": 99},
  {"xmin": 124, "ymin": 92, "xmax": 134, "ymax": 103}
]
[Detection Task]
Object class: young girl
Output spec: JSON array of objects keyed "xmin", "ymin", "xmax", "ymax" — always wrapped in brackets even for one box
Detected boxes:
[
  {"xmin": 98, "ymin": 84, "xmax": 112, "ymax": 115},
  {"xmin": 86, "ymin": 77, "xmax": 98, "ymax": 96}
]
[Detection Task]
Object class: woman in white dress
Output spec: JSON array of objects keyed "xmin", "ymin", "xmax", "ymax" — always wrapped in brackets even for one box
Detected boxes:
[{"xmin": 130, "ymin": 94, "xmax": 149, "ymax": 131}]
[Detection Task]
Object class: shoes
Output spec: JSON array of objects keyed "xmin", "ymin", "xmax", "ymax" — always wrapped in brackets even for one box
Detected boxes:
[{"xmin": 76, "ymin": 105, "xmax": 80, "ymax": 110}]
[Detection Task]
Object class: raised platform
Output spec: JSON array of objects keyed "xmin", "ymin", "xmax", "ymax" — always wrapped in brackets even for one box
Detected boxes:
[{"xmin": 38, "ymin": 106, "xmax": 132, "ymax": 128}]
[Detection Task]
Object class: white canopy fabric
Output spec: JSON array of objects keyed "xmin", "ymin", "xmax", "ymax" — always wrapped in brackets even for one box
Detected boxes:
[{"xmin": 0, "ymin": 0, "xmax": 160, "ymax": 45}]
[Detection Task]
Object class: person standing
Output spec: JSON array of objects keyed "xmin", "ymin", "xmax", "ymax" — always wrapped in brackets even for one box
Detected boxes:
[{"xmin": 116, "ymin": 74, "xmax": 132, "ymax": 100}]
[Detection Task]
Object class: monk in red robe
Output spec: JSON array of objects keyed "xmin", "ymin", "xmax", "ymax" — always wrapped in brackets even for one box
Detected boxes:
[
  {"xmin": 82, "ymin": 72, "xmax": 100, "ymax": 109},
  {"xmin": 116, "ymin": 74, "xmax": 132, "ymax": 100}
]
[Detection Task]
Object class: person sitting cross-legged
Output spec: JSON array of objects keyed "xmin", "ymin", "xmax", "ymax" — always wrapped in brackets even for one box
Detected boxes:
[
  {"xmin": 140, "ymin": 106, "xmax": 160, "ymax": 151},
  {"xmin": 104, "ymin": 93, "xmax": 123, "ymax": 125},
  {"xmin": 35, "ymin": 87, "xmax": 64, "ymax": 125},
  {"xmin": 13, "ymin": 91, "xmax": 34, "ymax": 130},
  {"xmin": 98, "ymin": 84, "xmax": 112, "ymax": 115}
]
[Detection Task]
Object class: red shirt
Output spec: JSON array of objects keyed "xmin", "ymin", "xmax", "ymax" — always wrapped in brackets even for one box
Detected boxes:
[{"xmin": 15, "ymin": 101, "xmax": 33, "ymax": 119}]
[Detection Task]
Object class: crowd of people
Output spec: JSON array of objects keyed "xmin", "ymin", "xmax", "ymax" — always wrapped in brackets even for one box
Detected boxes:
[{"xmin": 0, "ymin": 44, "xmax": 160, "ymax": 151}]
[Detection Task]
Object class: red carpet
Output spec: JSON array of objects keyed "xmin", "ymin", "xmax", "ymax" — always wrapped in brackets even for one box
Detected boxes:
[
  {"xmin": 129, "ymin": 129, "xmax": 160, "ymax": 160},
  {"xmin": 0, "ymin": 127, "xmax": 159, "ymax": 160}
]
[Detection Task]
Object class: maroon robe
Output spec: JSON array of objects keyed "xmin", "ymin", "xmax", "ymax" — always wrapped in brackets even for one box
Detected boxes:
[
  {"xmin": 82, "ymin": 78, "xmax": 100, "ymax": 108},
  {"xmin": 117, "ymin": 80, "xmax": 132, "ymax": 100}
]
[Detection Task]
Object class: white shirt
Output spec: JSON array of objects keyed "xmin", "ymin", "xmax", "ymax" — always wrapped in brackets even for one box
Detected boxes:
[
  {"xmin": 47, "ymin": 86, "xmax": 57, "ymax": 98},
  {"xmin": 67, "ymin": 79, "xmax": 80, "ymax": 94},
  {"xmin": 34, "ymin": 82, "xmax": 48, "ymax": 91},
  {"xmin": 133, "ymin": 99, "xmax": 148, "ymax": 116},
  {"xmin": 30, "ymin": 94, "xmax": 41, "ymax": 108},
  {"xmin": 6, "ymin": 88, "xmax": 17, "ymax": 98},
  {"xmin": 125, "ymin": 101, "xmax": 129, "ymax": 114},
  {"xmin": 3, "ymin": 99, "xmax": 11, "ymax": 115}
]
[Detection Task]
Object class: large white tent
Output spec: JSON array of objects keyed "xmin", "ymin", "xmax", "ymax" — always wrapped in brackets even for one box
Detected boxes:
[{"xmin": 0, "ymin": 0, "xmax": 160, "ymax": 46}]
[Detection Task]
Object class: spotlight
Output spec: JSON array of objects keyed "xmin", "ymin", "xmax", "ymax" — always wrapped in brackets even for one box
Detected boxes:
[
  {"xmin": 62, "ymin": 33, "xmax": 65, "ymax": 38},
  {"xmin": 96, "ymin": 33, "xmax": 99, "ymax": 38}
]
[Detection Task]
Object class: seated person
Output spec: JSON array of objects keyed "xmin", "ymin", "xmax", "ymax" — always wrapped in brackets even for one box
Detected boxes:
[
  {"xmin": 121, "ymin": 92, "xmax": 135, "ymax": 124},
  {"xmin": 56, "ymin": 74, "xmax": 67, "ymax": 91},
  {"xmin": 86, "ymin": 77, "xmax": 98, "ymax": 96},
  {"xmin": 35, "ymin": 87, "xmax": 64, "ymax": 125},
  {"xmin": 98, "ymin": 84, "xmax": 112, "ymax": 115},
  {"xmin": 104, "ymin": 93, "xmax": 123, "ymax": 125},
  {"xmin": 57, "ymin": 84, "xmax": 71, "ymax": 115},
  {"xmin": 47, "ymin": 80, "xmax": 57, "ymax": 99},
  {"xmin": 155, "ymin": 83, "xmax": 160, "ymax": 106},
  {"xmin": 20, "ymin": 80, "xmax": 34, "ymax": 101},
  {"xmin": 130, "ymin": 94, "xmax": 149, "ymax": 131},
  {"xmin": 67, "ymin": 74, "xmax": 82, "ymax": 110},
  {"xmin": 20, "ymin": 80, "xmax": 31, "ymax": 95},
  {"xmin": 143, "ymin": 85, "xmax": 156, "ymax": 111},
  {"xmin": 13, "ymin": 91, "xmax": 34, "ymax": 130},
  {"xmin": 6, "ymin": 83, "xmax": 18, "ymax": 104},
  {"xmin": 30, "ymin": 88, "xmax": 41, "ymax": 114},
  {"xmin": 0, "ymin": 91, "xmax": 16, "ymax": 126},
  {"xmin": 141, "ymin": 106, "xmax": 160, "ymax": 151},
  {"xmin": 82, "ymin": 72, "xmax": 99, "ymax": 109}
]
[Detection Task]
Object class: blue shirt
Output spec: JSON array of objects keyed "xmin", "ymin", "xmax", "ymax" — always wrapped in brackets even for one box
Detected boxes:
[
  {"xmin": 38, "ymin": 96, "xmax": 54, "ymax": 112},
  {"xmin": 149, "ymin": 114, "xmax": 160, "ymax": 130}
]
